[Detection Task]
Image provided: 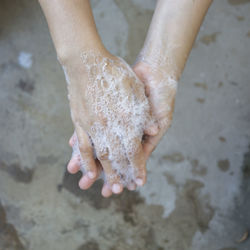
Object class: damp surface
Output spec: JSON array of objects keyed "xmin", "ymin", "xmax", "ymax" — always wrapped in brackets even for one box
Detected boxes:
[{"xmin": 0, "ymin": 0, "xmax": 250, "ymax": 249}]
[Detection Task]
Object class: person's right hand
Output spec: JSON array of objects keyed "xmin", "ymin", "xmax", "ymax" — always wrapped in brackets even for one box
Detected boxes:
[
  {"xmin": 64, "ymin": 50, "xmax": 158, "ymax": 197},
  {"xmin": 133, "ymin": 61, "xmax": 178, "ymax": 160}
]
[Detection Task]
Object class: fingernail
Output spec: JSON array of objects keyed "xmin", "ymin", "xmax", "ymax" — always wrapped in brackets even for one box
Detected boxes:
[
  {"xmin": 87, "ymin": 171, "xmax": 96, "ymax": 179},
  {"xmin": 136, "ymin": 178, "xmax": 144, "ymax": 186},
  {"xmin": 112, "ymin": 184, "xmax": 122, "ymax": 193}
]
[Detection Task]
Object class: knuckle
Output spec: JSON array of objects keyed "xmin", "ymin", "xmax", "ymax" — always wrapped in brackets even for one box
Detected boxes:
[
  {"xmin": 160, "ymin": 116, "xmax": 171, "ymax": 130},
  {"xmin": 98, "ymin": 153, "xmax": 109, "ymax": 161},
  {"xmin": 97, "ymin": 149, "xmax": 109, "ymax": 161}
]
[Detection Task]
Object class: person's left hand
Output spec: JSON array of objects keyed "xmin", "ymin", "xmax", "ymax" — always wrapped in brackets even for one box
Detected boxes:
[{"xmin": 65, "ymin": 52, "xmax": 159, "ymax": 197}]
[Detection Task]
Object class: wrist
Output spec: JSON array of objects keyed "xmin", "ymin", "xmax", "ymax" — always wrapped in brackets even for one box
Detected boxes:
[
  {"xmin": 61, "ymin": 48, "xmax": 115, "ymax": 90},
  {"xmin": 57, "ymin": 39, "xmax": 109, "ymax": 66},
  {"xmin": 136, "ymin": 54, "xmax": 181, "ymax": 82}
]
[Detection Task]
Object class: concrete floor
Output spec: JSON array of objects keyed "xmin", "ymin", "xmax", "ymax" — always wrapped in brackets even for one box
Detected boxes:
[{"xmin": 0, "ymin": 0, "xmax": 250, "ymax": 249}]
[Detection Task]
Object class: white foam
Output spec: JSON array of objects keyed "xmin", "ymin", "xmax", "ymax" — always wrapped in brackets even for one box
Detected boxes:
[
  {"xmin": 18, "ymin": 51, "xmax": 33, "ymax": 69},
  {"xmin": 62, "ymin": 65, "xmax": 70, "ymax": 85}
]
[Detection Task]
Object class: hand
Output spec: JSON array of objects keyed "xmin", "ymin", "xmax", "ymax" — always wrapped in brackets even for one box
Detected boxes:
[
  {"xmin": 133, "ymin": 61, "xmax": 177, "ymax": 160},
  {"xmin": 64, "ymin": 51, "xmax": 157, "ymax": 197}
]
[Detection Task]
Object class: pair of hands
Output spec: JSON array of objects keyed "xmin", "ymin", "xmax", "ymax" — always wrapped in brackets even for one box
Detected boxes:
[
  {"xmin": 38, "ymin": 0, "xmax": 211, "ymax": 197},
  {"xmin": 65, "ymin": 50, "xmax": 177, "ymax": 197}
]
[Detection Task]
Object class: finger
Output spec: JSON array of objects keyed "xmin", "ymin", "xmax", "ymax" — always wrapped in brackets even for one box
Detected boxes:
[
  {"xmin": 75, "ymin": 126, "xmax": 98, "ymax": 179},
  {"xmin": 94, "ymin": 133, "xmax": 124, "ymax": 194},
  {"xmin": 67, "ymin": 155, "xmax": 80, "ymax": 174},
  {"xmin": 143, "ymin": 131, "xmax": 164, "ymax": 160},
  {"xmin": 79, "ymin": 174, "xmax": 93, "ymax": 190},
  {"xmin": 78, "ymin": 170, "xmax": 100, "ymax": 190},
  {"xmin": 126, "ymin": 138, "xmax": 147, "ymax": 186},
  {"xmin": 101, "ymin": 183, "xmax": 113, "ymax": 198},
  {"xmin": 144, "ymin": 123, "xmax": 159, "ymax": 136},
  {"xmin": 100, "ymin": 159, "xmax": 123, "ymax": 194},
  {"xmin": 79, "ymin": 174, "xmax": 100, "ymax": 190},
  {"xmin": 69, "ymin": 131, "xmax": 77, "ymax": 147},
  {"xmin": 143, "ymin": 117, "xmax": 170, "ymax": 160},
  {"xmin": 78, "ymin": 161, "xmax": 102, "ymax": 190}
]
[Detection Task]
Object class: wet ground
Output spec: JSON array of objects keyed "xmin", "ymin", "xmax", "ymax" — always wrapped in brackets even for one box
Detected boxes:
[{"xmin": 0, "ymin": 0, "xmax": 250, "ymax": 249}]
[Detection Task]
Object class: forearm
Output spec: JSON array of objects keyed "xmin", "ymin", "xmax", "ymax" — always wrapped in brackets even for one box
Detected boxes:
[
  {"xmin": 38, "ymin": 0, "xmax": 107, "ymax": 63},
  {"xmin": 139, "ymin": 0, "xmax": 212, "ymax": 79}
]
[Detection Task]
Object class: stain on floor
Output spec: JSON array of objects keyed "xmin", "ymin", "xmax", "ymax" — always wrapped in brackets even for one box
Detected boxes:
[
  {"xmin": 60, "ymin": 169, "xmax": 112, "ymax": 209},
  {"xmin": 219, "ymin": 136, "xmax": 227, "ymax": 142},
  {"xmin": 228, "ymin": 0, "xmax": 250, "ymax": 5},
  {"xmin": 160, "ymin": 152, "xmax": 185, "ymax": 163},
  {"xmin": 196, "ymin": 98, "xmax": 205, "ymax": 103},
  {"xmin": 77, "ymin": 240, "xmax": 100, "ymax": 250},
  {"xmin": 200, "ymin": 32, "xmax": 221, "ymax": 45},
  {"xmin": 236, "ymin": 16, "xmax": 245, "ymax": 21},
  {"xmin": 194, "ymin": 82, "xmax": 208, "ymax": 90},
  {"xmin": 0, "ymin": 202, "xmax": 25, "ymax": 250},
  {"xmin": 217, "ymin": 159, "xmax": 230, "ymax": 172},
  {"xmin": 190, "ymin": 159, "xmax": 208, "ymax": 176},
  {"xmin": 0, "ymin": 161, "xmax": 34, "ymax": 183},
  {"xmin": 16, "ymin": 79, "xmax": 35, "ymax": 94}
]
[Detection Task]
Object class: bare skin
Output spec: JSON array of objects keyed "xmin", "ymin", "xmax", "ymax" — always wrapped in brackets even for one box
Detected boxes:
[{"xmin": 39, "ymin": 0, "xmax": 212, "ymax": 197}]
